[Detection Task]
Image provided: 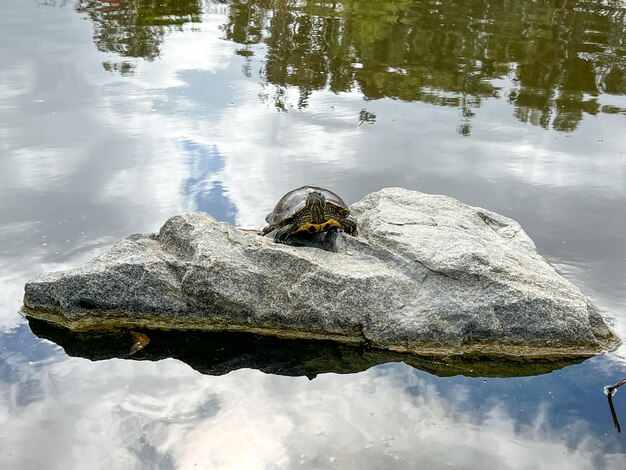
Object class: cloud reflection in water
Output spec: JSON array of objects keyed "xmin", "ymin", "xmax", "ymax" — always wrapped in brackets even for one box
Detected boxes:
[{"xmin": 1, "ymin": 347, "xmax": 624, "ymax": 469}]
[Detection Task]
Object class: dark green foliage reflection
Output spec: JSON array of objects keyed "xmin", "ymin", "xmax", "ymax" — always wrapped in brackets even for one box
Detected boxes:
[
  {"xmin": 75, "ymin": 0, "xmax": 204, "ymax": 72},
  {"xmin": 75, "ymin": 0, "xmax": 625, "ymax": 131}
]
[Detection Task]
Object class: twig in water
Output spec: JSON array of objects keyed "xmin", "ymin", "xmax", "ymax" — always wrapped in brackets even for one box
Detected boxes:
[
  {"xmin": 604, "ymin": 378, "xmax": 626, "ymax": 433},
  {"xmin": 605, "ymin": 378, "xmax": 626, "ymax": 395}
]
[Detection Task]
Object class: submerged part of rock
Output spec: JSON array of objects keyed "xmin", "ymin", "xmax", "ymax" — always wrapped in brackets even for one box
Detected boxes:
[
  {"xmin": 23, "ymin": 188, "xmax": 620, "ymax": 358},
  {"xmin": 27, "ymin": 318, "xmax": 588, "ymax": 378}
]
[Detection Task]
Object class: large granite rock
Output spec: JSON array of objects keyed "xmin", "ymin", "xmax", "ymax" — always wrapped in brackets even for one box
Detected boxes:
[{"xmin": 23, "ymin": 188, "xmax": 619, "ymax": 357}]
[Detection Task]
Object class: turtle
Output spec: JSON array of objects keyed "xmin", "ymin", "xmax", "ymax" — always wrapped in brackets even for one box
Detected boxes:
[{"xmin": 261, "ymin": 186, "xmax": 358, "ymax": 242}]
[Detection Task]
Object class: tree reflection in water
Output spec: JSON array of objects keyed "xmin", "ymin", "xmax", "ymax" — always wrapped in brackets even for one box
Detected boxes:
[{"xmin": 73, "ymin": 0, "xmax": 625, "ymax": 133}]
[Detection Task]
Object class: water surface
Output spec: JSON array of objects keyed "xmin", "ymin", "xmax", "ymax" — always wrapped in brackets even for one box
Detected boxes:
[{"xmin": 1, "ymin": 1, "xmax": 626, "ymax": 468}]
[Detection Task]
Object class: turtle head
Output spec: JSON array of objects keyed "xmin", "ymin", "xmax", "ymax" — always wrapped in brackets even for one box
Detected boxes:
[{"xmin": 305, "ymin": 191, "xmax": 326, "ymax": 224}]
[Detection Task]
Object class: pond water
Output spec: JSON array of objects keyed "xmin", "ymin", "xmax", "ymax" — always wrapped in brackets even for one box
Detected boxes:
[{"xmin": 1, "ymin": 0, "xmax": 626, "ymax": 468}]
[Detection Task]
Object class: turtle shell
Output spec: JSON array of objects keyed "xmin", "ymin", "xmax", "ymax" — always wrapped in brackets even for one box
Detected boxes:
[{"xmin": 265, "ymin": 186, "xmax": 350, "ymax": 226}]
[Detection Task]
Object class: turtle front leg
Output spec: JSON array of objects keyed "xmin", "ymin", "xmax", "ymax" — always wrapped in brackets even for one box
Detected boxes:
[
  {"xmin": 342, "ymin": 215, "xmax": 358, "ymax": 236},
  {"xmin": 261, "ymin": 225, "xmax": 274, "ymax": 236},
  {"xmin": 273, "ymin": 223, "xmax": 296, "ymax": 243}
]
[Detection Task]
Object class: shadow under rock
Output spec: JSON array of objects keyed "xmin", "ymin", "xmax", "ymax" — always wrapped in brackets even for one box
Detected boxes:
[{"xmin": 27, "ymin": 318, "xmax": 587, "ymax": 379}]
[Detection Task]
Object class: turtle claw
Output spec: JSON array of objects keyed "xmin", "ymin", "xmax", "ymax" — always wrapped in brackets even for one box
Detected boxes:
[
  {"xmin": 342, "ymin": 215, "xmax": 358, "ymax": 237},
  {"xmin": 273, "ymin": 223, "xmax": 296, "ymax": 243}
]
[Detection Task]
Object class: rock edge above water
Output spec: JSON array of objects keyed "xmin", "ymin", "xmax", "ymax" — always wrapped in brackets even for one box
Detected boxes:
[{"xmin": 23, "ymin": 188, "xmax": 620, "ymax": 358}]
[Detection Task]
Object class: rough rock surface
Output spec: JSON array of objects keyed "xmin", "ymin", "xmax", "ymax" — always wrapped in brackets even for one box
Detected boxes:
[{"xmin": 23, "ymin": 188, "xmax": 619, "ymax": 357}]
